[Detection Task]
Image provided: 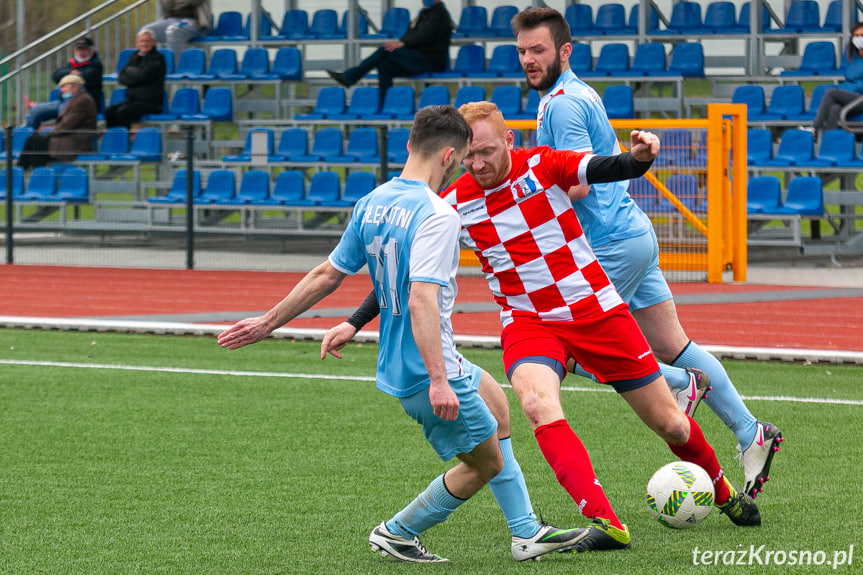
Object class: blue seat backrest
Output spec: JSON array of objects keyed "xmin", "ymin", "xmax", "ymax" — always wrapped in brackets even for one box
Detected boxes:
[
  {"xmin": 278, "ymin": 10, "xmax": 309, "ymax": 37},
  {"xmin": 307, "ymin": 171, "xmax": 341, "ymax": 203},
  {"xmin": 595, "ymin": 43, "xmax": 630, "ymax": 74},
  {"xmin": 272, "ymin": 170, "xmax": 306, "ymax": 202},
  {"xmin": 309, "ymin": 9, "xmax": 339, "ymax": 37},
  {"xmin": 238, "ymin": 170, "xmax": 271, "ymax": 201},
  {"xmin": 417, "ymin": 86, "xmax": 450, "ymax": 109},
  {"xmin": 203, "ymin": 169, "xmax": 236, "ymax": 200},
  {"xmin": 703, "ymin": 1, "xmax": 737, "ymax": 29},
  {"xmin": 456, "ymin": 6, "xmax": 488, "ymax": 36},
  {"xmin": 277, "ymin": 127, "xmax": 309, "ymax": 157},
  {"xmin": 342, "ymin": 171, "xmax": 377, "ymax": 203},
  {"xmin": 491, "ymin": 85, "xmax": 524, "ymax": 118},
  {"xmin": 667, "ymin": 1, "xmax": 702, "ymax": 31},
  {"xmin": 732, "ymin": 85, "xmax": 766, "ymax": 115},
  {"xmin": 632, "ymin": 42, "xmax": 667, "ymax": 73},
  {"xmin": 454, "ymin": 85, "xmax": 486, "ymax": 108},
  {"xmin": 241, "ymin": 48, "xmax": 270, "ymax": 76},
  {"xmin": 489, "ymin": 5, "xmax": 519, "ymax": 36},
  {"xmin": 603, "ymin": 85, "xmax": 634, "ymax": 119},
  {"xmin": 271, "ymin": 47, "xmax": 302, "ymax": 80},
  {"xmin": 311, "ymin": 128, "xmax": 344, "ymax": 156},
  {"xmin": 668, "ymin": 42, "xmax": 704, "ymax": 77},
  {"xmin": 566, "ymin": 3, "xmax": 595, "ymax": 34},
  {"xmin": 570, "ymin": 43, "xmax": 594, "ymax": 73},
  {"xmin": 595, "ymin": 3, "xmax": 627, "ymax": 32}
]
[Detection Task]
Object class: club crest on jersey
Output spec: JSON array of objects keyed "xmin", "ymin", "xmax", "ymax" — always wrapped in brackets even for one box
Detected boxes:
[{"xmin": 511, "ymin": 171, "xmax": 542, "ymax": 201}]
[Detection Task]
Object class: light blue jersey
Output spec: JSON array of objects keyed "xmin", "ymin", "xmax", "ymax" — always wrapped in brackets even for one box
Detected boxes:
[
  {"xmin": 536, "ymin": 68, "xmax": 651, "ymax": 247},
  {"xmin": 329, "ymin": 177, "xmax": 469, "ymax": 398}
]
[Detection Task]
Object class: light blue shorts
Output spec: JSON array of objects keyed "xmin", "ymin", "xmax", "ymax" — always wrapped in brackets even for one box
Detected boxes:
[
  {"xmin": 399, "ymin": 360, "xmax": 497, "ymax": 462},
  {"xmin": 592, "ymin": 227, "xmax": 673, "ymax": 311}
]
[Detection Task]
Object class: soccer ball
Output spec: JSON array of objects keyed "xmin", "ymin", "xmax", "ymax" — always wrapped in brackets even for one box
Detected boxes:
[{"xmin": 646, "ymin": 461, "xmax": 714, "ymax": 529}]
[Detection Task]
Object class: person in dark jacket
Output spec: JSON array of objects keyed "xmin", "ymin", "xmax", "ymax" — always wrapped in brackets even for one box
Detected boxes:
[
  {"xmin": 104, "ymin": 29, "xmax": 166, "ymax": 129},
  {"xmin": 26, "ymin": 37, "xmax": 103, "ymax": 130},
  {"xmin": 18, "ymin": 75, "xmax": 98, "ymax": 169},
  {"xmin": 326, "ymin": 0, "xmax": 453, "ymax": 105}
]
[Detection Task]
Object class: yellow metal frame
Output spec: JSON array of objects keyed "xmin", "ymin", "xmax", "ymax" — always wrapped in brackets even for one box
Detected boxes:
[{"xmin": 503, "ymin": 104, "xmax": 748, "ymax": 283}]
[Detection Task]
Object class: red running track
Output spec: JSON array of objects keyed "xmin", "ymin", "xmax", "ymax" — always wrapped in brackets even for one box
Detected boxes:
[{"xmin": 2, "ymin": 265, "xmax": 862, "ymax": 352}]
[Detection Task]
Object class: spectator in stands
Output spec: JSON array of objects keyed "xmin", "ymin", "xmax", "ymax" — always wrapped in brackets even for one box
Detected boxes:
[
  {"xmin": 18, "ymin": 75, "xmax": 97, "ymax": 170},
  {"xmin": 142, "ymin": 0, "xmax": 212, "ymax": 58},
  {"xmin": 25, "ymin": 37, "xmax": 103, "ymax": 130},
  {"xmin": 326, "ymin": 0, "xmax": 453, "ymax": 105},
  {"xmin": 104, "ymin": 29, "xmax": 167, "ymax": 129},
  {"xmin": 814, "ymin": 23, "xmax": 863, "ymax": 135}
]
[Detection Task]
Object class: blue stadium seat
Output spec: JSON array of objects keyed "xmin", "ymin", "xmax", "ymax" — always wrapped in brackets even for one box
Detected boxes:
[
  {"xmin": 736, "ymin": 1, "xmax": 773, "ymax": 32},
  {"xmin": 239, "ymin": 47, "xmax": 278, "ymax": 80},
  {"xmin": 0, "ymin": 168, "xmax": 25, "ymax": 200},
  {"xmin": 652, "ymin": 42, "xmax": 704, "ymax": 77},
  {"xmin": 746, "ymin": 176, "xmax": 782, "ymax": 213},
  {"xmin": 110, "ymin": 128, "xmax": 162, "ymax": 162},
  {"xmin": 489, "ymin": 5, "xmax": 519, "ymax": 37},
  {"xmin": 453, "ymin": 6, "xmax": 488, "ymax": 38},
  {"xmin": 219, "ymin": 169, "xmax": 271, "ymax": 204},
  {"xmin": 268, "ymin": 170, "xmax": 306, "ymax": 205},
  {"xmin": 747, "ymin": 128, "xmax": 775, "ymax": 164},
  {"xmin": 415, "ymin": 86, "xmax": 451, "ymax": 113},
  {"xmin": 142, "ymin": 87, "xmax": 200, "ymax": 121},
  {"xmin": 761, "ymin": 129, "xmax": 825, "ymax": 166},
  {"xmin": 293, "ymin": 127, "xmax": 343, "ymax": 162},
  {"xmin": 476, "ymin": 45, "xmax": 520, "ymax": 78},
  {"xmin": 732, "ymin": 85, "xmax": 773, "ymax": 121},
  {"xmin": 432, "ymin": 45, "xmax": 486, "ymax": 78},
  {"xmin": 630, "ymin": 42, "xmax": 667, "ymax": 76},
  {"xmin": 247, "ymin": 12, "xmax": 274, "ymax": 40},
  {"xmin": 306, "ymin": 171, "xmax": 341, "ymax": 205},
  {"xmin": 565, "ymin": 3, "xmax": 596, "ymax": 36},
  {"xmin": 594, "ymin": 3, "xmax": 627, "ymax": 35},
  {"xmin": 167, "ymin": 49, "xmax": 206, "ymax": 81},
  {"xmin": 569, "ymin": 43, "xmax": 594, "ymax": 76},
  {"xmin": 766, "ymin": 85, "xmax": 806, "ymax": 120},
  {"xmin": 270, "ymin": 47, "xmax": 302, "ymax": 81},
  {"xmin": 454, "ymin": 85, "xmax": 486, "ymax": 108},
  {"xmin": 665, "ymin": 1, "xmax": 702, "ymax": 34},
  {"xmin": 491, "ymin": 85, "xmax": 524, "ymax": 119},
  {"xmin": 363, "ymin": 7, "xmax": 410, "ymax": 39},
  {"xmin": 295, "ymin": 87, "xmax": 346, "ymax": 120},
  {"xmin": 148, "ymin": 169, "xmax": 202, "ymax": 203},
  {"xmin": 158, "ymin": 49, "xmax": 175, "ymax": 76},
  {"xmin": 815, "ymin": 129, "xmax": 857, "ymax": 166},
  {"xmin": 799, "ymin": 84, "xmax": 834, "ymax": 121},
  {"xmin": 518, "ymin": 90, "xmax": 541, "ymax": 120},
  {"xmin": 780, "ymin": 41, "xmax": 837, "ymax": 76},
  {"xmin": 821, "ymin": 0, "xmax": 848, "ymax": 32},
  {"xmin": 19, "ymin": 167, "xmax": 57, "ymax": 201},
  {"xmin": 270, "ymin": 128, "xmax": 309, "ymax": 162},
  {"xmin": 55, "ymin": 167, "xmax": 89, "ymax": 202},
  {"xmin": 766, "ymin": 0, "xmax": 821, "ymax": 33},
  {"xmin": 103, "ymin": 49, "xmax": 134, "ymax": 82},
  {"xmin": 771, "ymin": 176, "xmax": 824, "ymax": 215},
  {"xmin": 222, "ymin": 128, "xmax": 274, "ymax": 162},
  {"xmin": 386, "ymin": 128, "xmax": 410, "ymax": 163},
  {"xmin": 603, "ymin": 85, "xmax": 634, "ymax": 119},
  {"xmin": 107, "ymin": 88, "xmax": 127, "ymax": 108},
  {"xmin": 335, "ymin": 171, "xmax": 377, "ymax": 206},
  {"xmin": 197, "ymin": 11, "xmax": 244, "ymax": 41},
  {"xmin": 0, "ymin": 128, "xmax": 31, "ymax": 161},
  {"xmin": 584, "ymin": 43, "xmax": 630, "ymax": 77},
  {"xmin": 701, "ymin": 1, "xmax": 738, "ymax": 33},
  {"xmin": 198, "ymin": 170, "xmax": 236, "ymax": 203},
  {"xmin": 185, "ymin": 48, "xmax": 242, "ymax": 81},
  {"xmin": 366, "ymin": 85, "xmax": 415, "ymax": 120},
  {"xmin": 265, "ymin": 9, "xmax": 310, "ymax": 40},
  {"xmin": 328, "ymin": 127, "xmax": 380, "ymax": 163},
  {"xmin": 308, "ymin": 9, "xmax": 341, "ymax": 39},
  {"xmin": 627, "ymin": 4, "xmax": 660, "ymax": 33},
  {"xmin": 180, "ymin": 87, "xmax": 233, "ymax": 122},
  {"xmin": 338, "ymin": 10, "xmax": 369, "ymax": 38},
  {"xmin": 329, "ymin": 86, "xmax": 379, "ymax": 120},
  {"xmin": 77, "ymin": 127, "xmax": 129, "ymax": 161}
]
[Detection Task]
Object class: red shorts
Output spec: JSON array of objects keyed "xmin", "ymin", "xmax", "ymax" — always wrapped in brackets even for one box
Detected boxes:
[{"xmin": 500, "ymin": 304, "xmax": 661, "ymax": 392}]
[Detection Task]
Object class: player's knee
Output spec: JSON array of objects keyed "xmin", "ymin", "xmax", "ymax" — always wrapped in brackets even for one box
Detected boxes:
[
  {"xmin": 655, "ymin": 411, "xmax": 690, "ymax": 444},
  {"xmin": 519, "ymin": 392, "xmax": 543, "ymax": 427}
]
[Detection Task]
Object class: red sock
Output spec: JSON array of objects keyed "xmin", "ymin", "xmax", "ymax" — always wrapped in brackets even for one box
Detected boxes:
[
  {"xmin": 667, "ymin": 416, "xmax": 731, "ymax": 505},
  {"xmin": 534, "ymin": 419, "xmax": 623, "ymax": 529}
]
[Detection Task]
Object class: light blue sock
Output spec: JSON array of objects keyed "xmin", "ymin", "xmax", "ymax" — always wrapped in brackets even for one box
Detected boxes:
[
  {"xmin": 574, "ymin": 362, "xmax": 691, "ymax": 389},
  {"xmin": 672, "ymin": 342, "xmax": 758, "ymax": 448},
  {"xmin": 488, "ymin": 437, "xmax": 540, "ymax": 539},
  {"xmin": 386, "ymin": 474, "xmax": 465, "ymax": 538}
]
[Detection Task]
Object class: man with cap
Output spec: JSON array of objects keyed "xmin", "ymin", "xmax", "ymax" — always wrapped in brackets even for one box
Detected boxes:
[
  {"xmin": 26, "ymin": 37, "xmax": 103, "ymax": 130},
  {"xmin": 18, "ymin": 75, "xmax": 97, "ymax": 170}
]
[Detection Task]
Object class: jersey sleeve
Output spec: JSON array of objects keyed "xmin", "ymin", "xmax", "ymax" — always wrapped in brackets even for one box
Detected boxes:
[
  {"xmin": 409, "ymin": 209, "xmax": 460, "ymax": 286},
  {"xmin": 541, "ymin": 148, "xmax": 595, "ymax": 188},
  {"xmin": 327, "ymin": 215, "xmax": 366, "ymax": 275},
  {"xmin": 545, "ymin": 95, "xmax": 594, "ymax": 153}
]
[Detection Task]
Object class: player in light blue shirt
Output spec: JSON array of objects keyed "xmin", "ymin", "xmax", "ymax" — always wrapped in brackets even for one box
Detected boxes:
[
  {"xmin": 513, "ymin": 8, "xmax": 783, "ymax": 501},
  {"xmin": 218, "ymin": 105, "xmax": 585, "ymax": 563}
]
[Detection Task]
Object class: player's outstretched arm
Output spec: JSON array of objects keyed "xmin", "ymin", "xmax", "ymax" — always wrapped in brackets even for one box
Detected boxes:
[
  {"xmin": 410, "ymin": 281, "xmax": 459, "ymax": 422},
  {"xmin": 218, "ymin": 260, "xmax": 346, "ymax": 350}
]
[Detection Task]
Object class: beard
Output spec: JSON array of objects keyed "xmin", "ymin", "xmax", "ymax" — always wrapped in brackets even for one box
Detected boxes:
[{"xmin": 525, "ymin": 56, "xmax": 563, "ymax": 92}]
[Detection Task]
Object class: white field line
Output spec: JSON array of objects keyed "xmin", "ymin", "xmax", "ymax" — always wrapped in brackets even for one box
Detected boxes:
[{"xmin": 1, "ymin": 358, "xmax": 861, "ymax": 406}]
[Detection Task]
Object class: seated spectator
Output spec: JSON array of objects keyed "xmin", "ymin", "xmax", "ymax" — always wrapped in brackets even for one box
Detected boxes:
[
  {"xmin": 18, "ymin": 75, "xmax": 98, "ymax": 170},
  {"xmin": 814, "ymin": 23, "xmax": 863, "ymax": 135},
  {"xmin": 142, "ymin": 0, "xmax": 212, "ymax": 58},
  {"xmin": 26, "ymin": 37, "xmax": 103, "ymax": 130},
  {"xmin": 326, "ymin": 0, "xmax": 453, "ymax": 105},
  {"xmin": 104, "ymin": 29, "xmax": 167, "ymax": 129}
]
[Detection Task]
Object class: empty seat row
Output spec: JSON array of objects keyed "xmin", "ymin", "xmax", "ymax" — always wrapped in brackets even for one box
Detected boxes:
[
  {"xmin": 0, "ymin": 166, "xmax": 89, "ymax": 202},
  {"xmin": 148, "ymin": 169, "xmax": 377, "ymax": 207},
  {"xmin": 77, "ymin": 127, "xmax": 162, "ymax": 163},
  {"xmin": 571, "ymin": 41, "xmax": 704, "ymax": 78},
  {"xmin": 748, "ymin": 128, "xmax": 863, "ymax": 167},
  {"xmin": 105, "ymin": 47, "xmax": 302, "ymax": 83},
  {"xmin": 199, "ymin": 9, "xmax": 390, "ymax": 42},
  {"xmin": 136, "ymin": 87, "xmax": 233, "ymax": 123},
  {"xmin": 747, "ymin": 176, "xmax": 824, "ymax": 215},
  {"xmin": 733, "ymin": 84, "xmax": 834, "ymax": 123}
]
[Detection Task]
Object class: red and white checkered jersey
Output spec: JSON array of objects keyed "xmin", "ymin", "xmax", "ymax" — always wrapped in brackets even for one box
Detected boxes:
[{"xmin": 443, "ymin": 147, "xmax": 625, "ymax": 326}]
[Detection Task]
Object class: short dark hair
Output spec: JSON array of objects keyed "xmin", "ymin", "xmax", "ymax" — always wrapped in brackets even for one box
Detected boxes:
[
  {"xmin": 407, "ymin": 105, "xmax": 472, "ymax": 158},
  {"xmin": 511, "ymin": 7, "xmax": 572, "ymax": 51}
]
